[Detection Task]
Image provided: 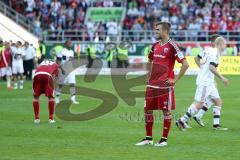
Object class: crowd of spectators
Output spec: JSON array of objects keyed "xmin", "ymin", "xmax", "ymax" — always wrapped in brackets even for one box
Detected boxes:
[
  {"xmin": 3, "ymin": 0, "xmax": 240, "ymax": 42},
  {"xmin": 6, "ymin": 0, "xmax": 90, "ymax": 38},
  {"xmin": 124, "ymin": 0, "xmax": 240, "ymax": 41},
  {"xmin": 5, "ymin": 0, "xmax": 123, "ymax": 41}
]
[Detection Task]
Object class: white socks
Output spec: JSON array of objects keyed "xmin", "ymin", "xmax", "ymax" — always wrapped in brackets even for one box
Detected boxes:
[
  {"xmin": 181, "ymin": 103, "xmax": 198, "ymax": 122},
  {"xmin": 195, "ymin": 105, "xmax": 209, "ymax": 119},
  {"xmin": 19, "ymin": 80, "xmax": 24, "ymax": 88},
  {"xmin": 70, "ymin": 86, "xmax": 76, "ymax": 96},
  {"xmin": 213, "ymin": 106, "xmax": 221, "ymax": 126},
  {"xmin": 7, "ymin": 76, "xmax": 11, "ymax": 88}
]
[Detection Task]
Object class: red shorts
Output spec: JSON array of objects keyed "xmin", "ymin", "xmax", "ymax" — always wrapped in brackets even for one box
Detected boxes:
[
  {"xmin": 145, "ymin": 86, "xmax": 175, "ymax": 111},
  {"xmin": 33, "ymin": 74, "xmax": 54, "ymax": 98}
]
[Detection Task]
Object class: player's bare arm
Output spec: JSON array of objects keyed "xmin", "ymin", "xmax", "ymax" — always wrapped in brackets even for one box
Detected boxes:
[
  {"xmin": 209, "ymin": 63, "xmax": 229, "ymax": 85},
  {"xmin": 56, "ymin": 57, "xmax": 61, "ymax": 65},
  {"xmin": 56, "ymin": 57, "xmax": 65, "ymax": 74},
  {"xmin": 146, "ymin": 60, "xmax": 152, "ymax": 83},
  {"xmin": 194, "ymin": 56, "xmax": 201, "ymax": 68},
  {"xmin": 167, "ymin": 59, "xmax": 189, "ymax": 85},
  {"xmin": 176, "ymin": 59, "xmax": 189, "ymax": 82}
]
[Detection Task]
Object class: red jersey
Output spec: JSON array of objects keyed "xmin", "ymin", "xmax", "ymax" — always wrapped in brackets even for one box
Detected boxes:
[
  {"xmin": 148, "ymin": 39, "xmax": 185, "ymax": 88},
  {"xmin": 209, "ymin": 21, "xmax": 219, "ymax": 34},
  {"xmin": 227, "ymin": 20, "xmax": 234, "ymax": 31},
  {"xmin": 0, "ymin": 48, "xmax": 12, "ymax": 68},
  {"xmin": 0, "ymin": 51, "xmax": 3, "ymax": 68},
  {"xmin": 35, "ymin": 60, "xmax": 59, "ymax": 77}
]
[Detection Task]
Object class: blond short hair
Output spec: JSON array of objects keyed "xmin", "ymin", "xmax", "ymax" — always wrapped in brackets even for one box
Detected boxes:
[
  {"xmin": 214, "ymin": 36, "xmax": 226, "ymax": 46},
  {"xmin": 155, "ymin": 21, "xmax": 171, "ymax": 34}
]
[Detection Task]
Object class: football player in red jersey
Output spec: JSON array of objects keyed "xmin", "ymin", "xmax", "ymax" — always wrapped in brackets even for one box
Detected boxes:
[
  {"xmin": 32, "ymin": 60, "xmax": 60, "ymax": 124},
  {"xmin": 0, "ymin": 41, "xmax": 13, "ymax": 89},
  {"xmin": 135, "ymin": 22, "xmax": 189, "ymax": 147}
]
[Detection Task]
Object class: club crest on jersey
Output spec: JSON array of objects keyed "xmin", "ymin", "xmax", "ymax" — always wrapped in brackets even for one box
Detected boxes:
[{"xmin": 164, "ymin": 48, "xmax": 169, "ymax": 53}]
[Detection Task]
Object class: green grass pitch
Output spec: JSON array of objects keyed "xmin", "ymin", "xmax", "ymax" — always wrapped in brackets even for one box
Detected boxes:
[{"xmin": 0, "ymin": 75, "xmax": 239, "ymax": 160}]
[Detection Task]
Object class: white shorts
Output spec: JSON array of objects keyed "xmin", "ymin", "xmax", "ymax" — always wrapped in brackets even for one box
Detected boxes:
[
  {"xmin": 194, "ymin": 84, "xmax": 220, "ymax": 102},
  {"xmin": 59, "ymin": 72, "xmax": 76, "ymax": 84},
  {"xmin": 12, "ymin": 65, "xmax": 24, "ymax": 74},
  {"xmin": 0, "ymin": 67, "xmax": 12, "ymax": 76}
]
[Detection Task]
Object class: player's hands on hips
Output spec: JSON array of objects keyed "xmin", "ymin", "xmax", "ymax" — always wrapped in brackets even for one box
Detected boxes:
[
  {"xmin": 165, "ymin": 78, "xmax": 176, "ymax": 86},
  {"xmin": 221, "ymin": 77, "xmax": 229, "ymax": 85}
]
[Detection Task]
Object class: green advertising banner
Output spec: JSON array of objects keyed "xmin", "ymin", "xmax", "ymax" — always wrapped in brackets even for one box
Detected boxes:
[
  {"xmin": 45, "ymin": 42, "xmax": 148, "ymax": 59},
  {"xmin": 86, "ymin": 7, "xmax": 124, "ymax": 22},
  {"xmin": 45, "ymin": 42, "xmax": 238, "ymax": 58}
]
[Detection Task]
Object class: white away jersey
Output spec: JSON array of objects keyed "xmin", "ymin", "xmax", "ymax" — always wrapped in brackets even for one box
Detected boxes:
[
  {"xmin": 11, "ymin": 47, "xmax": 25, "ymax": 66},
  {"xmin": 196, "ymin": 47, "xmax": 220, "ymax": 85},
  {"xmin": 57, "ymin": 48, "xmax": 74, "ymax": 64}
]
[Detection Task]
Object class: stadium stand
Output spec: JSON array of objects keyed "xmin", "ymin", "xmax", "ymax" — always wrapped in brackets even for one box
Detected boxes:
[
  {"xmin": 2, "ymin": 0, "xmax": 239, "ymax": 42},
  {"xmin": 0, "ymin": 0, "xmax": 239, "ymax": 56}
]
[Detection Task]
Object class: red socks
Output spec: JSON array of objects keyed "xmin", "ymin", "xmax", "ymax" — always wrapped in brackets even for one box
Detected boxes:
[
  {"xmin": 162, "ymin": 113, "xmax": 172, "ymax": 139},
  {"xmin": 145, "ymin": 110, "xmax": 154, "ymax": 137},
  {"xmin": 33, "ymin": 100, "xmax": 39, "ymax": 119},
  {"xmin": 145, "ymin": 110, "xmax": 172, "ymax": 139},
  {"xmin": 48, "ymin": 99, "xmax": 55, "ymax": 120},
  {"xmin": 33, "ymin": 98, "xmax": 55, "ymax": 120}
]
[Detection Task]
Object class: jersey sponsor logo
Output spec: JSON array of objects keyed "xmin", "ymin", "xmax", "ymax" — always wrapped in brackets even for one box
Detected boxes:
[{"xmin": 154, "ymin": 54, "xmax": 166, "ymax": 58}]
